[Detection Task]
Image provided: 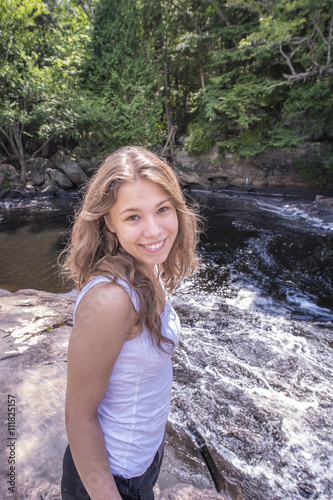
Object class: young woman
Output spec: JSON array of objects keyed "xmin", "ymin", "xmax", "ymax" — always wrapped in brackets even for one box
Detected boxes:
[{"xmin": 60, "ymin": 146, "xmax": 201, "ymax": 500}]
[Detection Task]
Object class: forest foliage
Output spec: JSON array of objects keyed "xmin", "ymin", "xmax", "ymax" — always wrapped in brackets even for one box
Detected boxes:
[{"xmin": 0, "ymin": 0, "xmax": 332, "ymax": 181}]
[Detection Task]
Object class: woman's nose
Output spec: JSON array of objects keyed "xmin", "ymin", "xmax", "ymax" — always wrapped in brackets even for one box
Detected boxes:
[{"xmin": 142, "ymin": 216, "xmax": 162, "ymax": 239}]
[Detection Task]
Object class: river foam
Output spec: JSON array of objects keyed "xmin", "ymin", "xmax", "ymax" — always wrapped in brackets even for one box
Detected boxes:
[{"xmin": 170, "ymin": 281, "xmax": 333, "ymax": 499}]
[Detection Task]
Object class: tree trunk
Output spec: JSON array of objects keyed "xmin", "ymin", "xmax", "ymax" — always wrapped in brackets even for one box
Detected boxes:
[
  {"xmin": 165, "ymin": 70, "xmax": 173, "ymax": 137},
  {"xmin": 0, "ymin": 124, "xmax": 58, "ymax": 184},
  {"xmin": 19, "ymin": 156, "xmax": 27, "ymax": 184},
  {"xmin": 0, "ymin": 124, "xmax": 27, "ymax": 184},
  {"xmin": 164, "ymin": 66, "xmax": 175, "ymax": 158},
  {"xmin": 200, "ymin": 66, "xmax": 205, "ymax": 89},
  {"xmin": 161, "ymin": 125, "xmax": 177, "ymax": 159},
  {"xmin": 13, "ymin": 124, "xmax": 27, "ymax": 184}
]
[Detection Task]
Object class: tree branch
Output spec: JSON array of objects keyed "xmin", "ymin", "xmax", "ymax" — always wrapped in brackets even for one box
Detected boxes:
[
  {"xmin": 268, "ymin": 65, "xmax": 333, "ymax": 88},
  {"xmin": 327, "ymin": 15, "xmax": 333, "ymax": 66},
  {"xmin": 27, "ymin": 132, "xmax": 57, "ymax": 162},
  {"xmin": 0, "ymin": 141, "xmax": 12, "ymax": 157},
  {"xmin": 161, "ymin": 125, "xmax": 177, "ymax": 158},
  {"xmin": 78, "ymin": 1, "xmax": 94, "ymax": 27},
  {"xmin": 284, "ymin": 66, "xmax": 333, "ymax": 83},
  {"xmin": 0, "ymin": 126, "xmax": 11, "ymax": 142},
  {"xmin": 279, "ymin": 44, "xmax": 296, "ymax": 75},
  {"xmin": 267, "ymin": 81, "xmax": 288, "ymax": 89},
  {"xmin": 6, "ymin": 127, "xmax": 19, "ymax": 156},
  {"xmin": 313, "ymin": 16, "xmax": 328, "ymax": 47},
  {"xmin": 307, "ymin": 37, "xmax": 319, "ymax": 67},
  {"xmin": 206, "ymin": 0, "xmax": 228, "ymax": 25},
  {"xmin": 13, "ymin": 125, "xmax": 23, "ymax": 156}
]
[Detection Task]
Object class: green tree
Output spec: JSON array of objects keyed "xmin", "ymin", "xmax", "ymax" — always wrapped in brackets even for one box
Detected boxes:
[
  {"xmin": 202, "ymin": 0, "xmax": 333, "ymax": 163},
  {"xmin": 0, "ymin": 0, "xmax": 89, "ymax": 182},
  {"xmin": 78, "ymin": 0, "xmax": 164, "ymax": 153},
  {"xmin": 79, "ymin": 0, "xmax": 220, "ymax": 155},
  {"xmin": 139, "ymin": 0, "xmax": 219, "ymax": 155}
]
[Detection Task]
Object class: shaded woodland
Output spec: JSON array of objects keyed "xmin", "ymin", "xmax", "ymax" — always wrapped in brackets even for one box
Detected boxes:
[{"xmin": 1, "ymin": 0, "xmax": 332, "ymax": 182}]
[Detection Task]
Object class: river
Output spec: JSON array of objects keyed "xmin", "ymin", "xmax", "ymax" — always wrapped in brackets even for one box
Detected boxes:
[{"xmin": 0, "ymin": 191, "xmax": 332, "ymax": 499}]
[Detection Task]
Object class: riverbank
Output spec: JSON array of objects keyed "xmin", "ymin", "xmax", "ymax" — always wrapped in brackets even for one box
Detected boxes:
[
  {"xmin": 173, "ymin": 144, "xmax": 333, "ymax": 197},
  {"xmin": 0, "ymin": 287, "xmax": 229, "ymax": 500},
  {"xmin": 1, "ymin": 143, "xmax": 333, "ymax": 202},
  {"xmin": 1, "ymin": 143, "xmax": 333, "ymax": 241}
]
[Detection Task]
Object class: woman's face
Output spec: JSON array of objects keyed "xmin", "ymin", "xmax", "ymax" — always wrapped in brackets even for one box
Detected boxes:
[{"xmin": 104, "ymin": 178, "xmax": 179, "ymax": 269}]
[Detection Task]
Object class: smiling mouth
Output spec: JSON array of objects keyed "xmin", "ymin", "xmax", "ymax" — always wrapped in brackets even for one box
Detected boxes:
[{"xmin": 140, "ymin": 238, "xmax": 167, "ymax": 252}]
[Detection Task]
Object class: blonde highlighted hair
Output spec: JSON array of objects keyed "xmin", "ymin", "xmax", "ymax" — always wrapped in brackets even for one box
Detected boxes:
[{"xmin": 61, "ymin": 146, "xmax": 201, "ymax": 349}]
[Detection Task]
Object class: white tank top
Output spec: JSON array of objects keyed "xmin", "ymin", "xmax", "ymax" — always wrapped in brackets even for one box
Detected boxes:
[{"xmin": 73, "ymin": 275, "xmax": 180, "ymax": 478}]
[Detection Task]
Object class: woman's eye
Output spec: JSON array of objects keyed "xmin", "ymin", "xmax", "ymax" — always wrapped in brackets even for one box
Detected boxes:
[
  {"xmin": 127, "ymin": 215, "xmax": 139, "ymax": 221},
  {"xmin": 158, "ymin": 206, "xmax": 168, "ymax": 214}
]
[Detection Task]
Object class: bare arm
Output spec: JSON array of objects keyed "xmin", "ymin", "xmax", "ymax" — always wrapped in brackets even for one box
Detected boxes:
[{"xmin": 65, "ymin": 283, "xmax": 136, "ymax": 500}]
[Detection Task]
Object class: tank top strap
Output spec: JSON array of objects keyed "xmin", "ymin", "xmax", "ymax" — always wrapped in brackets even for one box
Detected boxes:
[{"xmin": 73, "ymin": 275, "xmax": 140, "ymax": 321}]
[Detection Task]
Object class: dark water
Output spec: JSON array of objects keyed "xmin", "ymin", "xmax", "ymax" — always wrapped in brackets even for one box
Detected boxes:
[
  {"xmin": 0, "ymin": 196, "xmax": 76, "ymax": 292},
  {"xmin": 0, "ymin": 192, "xmax": 333, "ymax": 499}
]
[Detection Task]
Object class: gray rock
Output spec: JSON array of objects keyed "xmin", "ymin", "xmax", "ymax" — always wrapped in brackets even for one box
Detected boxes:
[
  {"xmin": 26, "ymin": 157, "xmax": 53, "ymax": 186},
  {"xmin": 60, "ymin": 161, "xmax": 86, "ymax": 186},
  {"xmin": 173, "ymin": 144, "xmax": 333, "ymax": 196},
  {"xmin": 56, "ymin": 188, "xmax": 72, "ymax": 197},
  {"xmin": 9, "ymin": 172, "xmax": 20, "ymax": 181},
  {"xmin": 27, "ymin": 170, "xmax": 45, "ymax": 186},
  {"xmin": 0, "ymin": 288, "xmax": 76, "ymax": 500},
  {"xmin": 314, "ymin": 197, "xmax": 333, "ymax": 214},
  {"xmin": 45, "ymin": 167, "xmax": 73, "ymax": 189},
  {"xmin": 178, "ymin": 136, "xmax": 188, "ymax": 146},
  {"xmin": 173, "ymin": 166, "xmax": 210, "ymax": 187},
  {"xmin": 41, "ymin": 178, "xmax": 59, "ymax": 194},
  {"xmin": 90, "ymin": 156, "xmax": 104, "ymax": 169},
  {"xmin": 77, "ymin": 158, "xmax": 91, "ymax": 172},
  {"xmin": 51, "ymin": 150, "xmax": 87, "ymax": 186},
  {"xmin": 50, "ymin": 149, "xmax": 68, "ymax": 165},
  {"xmin": 27, "ymin": 157, "xmax": 54, "ymax": 171},
  {"xmin": 174, "ymin": 146, "xmax": 219, "ymax": 172},
  {"xmin": 155, "ymin": 483, "xmax": 225, "ymax": 499},
  {"xmin": 0, "ymin": 163, "xmax": 16, "ymax": 175}
]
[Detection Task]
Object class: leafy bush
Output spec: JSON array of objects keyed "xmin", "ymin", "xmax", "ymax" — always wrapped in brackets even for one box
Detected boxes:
[
  {"xmin": 0, "ymin": 171, "xmax": 12, "ymax": 191},
  {"xmin": 291, "ymin": 153, "xmax": 333, "ymax": 181},
  {"xmin": 184, "ymin": 125, "xmax": 215, "ymax": 156}
]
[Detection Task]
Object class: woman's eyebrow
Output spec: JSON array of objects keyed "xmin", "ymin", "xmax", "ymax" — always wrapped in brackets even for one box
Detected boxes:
[
  {"xmin": 156, "ymin": 198, "xmax": 170, "ymax": 207},
  {"xmin": 119, "ymin": 207, "xmax": 140, "ymax": 215},
  {"xmin": 119, "ymin": 199, "xmax": 170, "ymax": 215}
]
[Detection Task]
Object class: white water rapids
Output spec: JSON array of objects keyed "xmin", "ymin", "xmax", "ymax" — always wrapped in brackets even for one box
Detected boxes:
[{"xmin": 168, "ymin": 191, "xmax": 333, "ymax": 500}]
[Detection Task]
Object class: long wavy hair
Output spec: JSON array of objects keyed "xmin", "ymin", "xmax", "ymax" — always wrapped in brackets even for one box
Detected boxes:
[{"xmin": 61, "ymin": 146, "xmax": 201, "ymax": 349}]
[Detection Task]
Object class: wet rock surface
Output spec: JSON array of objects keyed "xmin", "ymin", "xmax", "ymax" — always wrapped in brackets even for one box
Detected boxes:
[
  {"xmin": 174, "ymin": 145, "xmax": 333, "ymax": 196},
  {"xmin": 0, "ymin": 288, "xmax": 224, "ymax": 500}
]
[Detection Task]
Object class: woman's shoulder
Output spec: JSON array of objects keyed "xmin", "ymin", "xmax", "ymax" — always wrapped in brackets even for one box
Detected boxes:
[
  {"xmin": 69, "ymin": 278, "xmax": 137, "ymax": 361},
  {"xmin": 74, "ymin": 275, "xmax": 135, "ymax": 321}
]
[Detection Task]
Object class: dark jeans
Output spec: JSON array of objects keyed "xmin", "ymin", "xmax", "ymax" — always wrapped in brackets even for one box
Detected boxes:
[{"xmin": 61, "ymin": 442, "xmax": 164, "ymax": 500}]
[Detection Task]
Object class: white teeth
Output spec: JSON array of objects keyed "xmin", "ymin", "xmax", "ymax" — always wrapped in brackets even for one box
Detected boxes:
[{"xmin": 143, "ymin": 241, "xmax": 163, "ymax": 250}]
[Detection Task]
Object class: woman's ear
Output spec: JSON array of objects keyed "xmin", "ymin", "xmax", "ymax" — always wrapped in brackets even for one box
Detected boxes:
[{"xmin": 103, "ymin": 215, "xmax": 115, "ymax": 233}]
